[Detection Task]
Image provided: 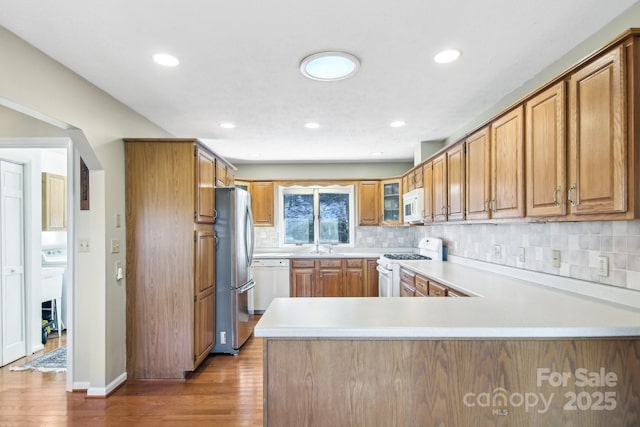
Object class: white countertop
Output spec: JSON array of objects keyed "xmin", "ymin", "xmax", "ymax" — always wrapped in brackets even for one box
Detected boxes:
[{"xmin": 254, "ymin": 260, "xmax": 640, "ymax": 339}]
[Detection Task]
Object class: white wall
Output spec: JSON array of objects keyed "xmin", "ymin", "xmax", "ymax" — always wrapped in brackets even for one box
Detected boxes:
[{"xmin": 0, "ymin": 26, "xmax": 171, "ymax": 393}]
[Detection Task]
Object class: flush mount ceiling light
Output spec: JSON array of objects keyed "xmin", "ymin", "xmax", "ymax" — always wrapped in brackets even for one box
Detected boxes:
[
  {"xmin": 300, "ymin": 51, "xmax": 360, "ymax": 81},
  {"xmin": 153, "ymin": 53, "xmax": 180, "ymax": 67},
  {"xmin": 434, "ymin": 49, "xmax": 461, "ymax": 64},
  {"xmin": 304, "ymin": 122, "xmax": 320, "ymax": 129},
  {"xmin": 219, "ymin": 122, "xmax": 236, "ymax": 129},
  {"xmin": 390, "ymin": 120, "xmax": 406, "ymax": 128},
  {"xmin": 371, "ymin": 151, "xmax": 384, "ymax": 156}
]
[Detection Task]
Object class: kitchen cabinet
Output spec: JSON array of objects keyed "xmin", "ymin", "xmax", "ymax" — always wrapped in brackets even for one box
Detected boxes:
[
  {"xmin": 465, "ymin": 127, "xmax": 491, "ymax": 220},
  {"xmin": 124, "ymin": 138, "xmax": 219, "ymax": 379},
  {"xmin": 41, "ymin": 172, "xmax": 66, "ymax": 231},
  {"xmin": 399, "ymin": 268, "xmax": 416, "ymax": 297},
  {"xmin": 365, "ymin": 259, "xmax": 379, "ymax": 297},
  {"xmin": 402, "ymin": 167, "xmax": 423, "ymax": 193},
  {"xmin": 415, "ymin": 274, "xmax": 429, "ymax": 297},
  {"xmin": 432, "ymin": 143, "xmax": 465, "ymax": 222},
  {"xmin": 402, "ymin": 174, "xmax": 410, "ymax": 194},
  {"xmin": 380, "ymin": 179, "xmax": 402, "ymax": 225},
  {"xmin": 428, "ymin": 279, "xmax": 448, "ymax": 297},
  {"xmin": 490, "ymin": 106, "xmax": 525, "ymax": 219},
  {"xmin": 358, "ymin": 181, "xmax": 380, "ymax": 226},
  {"xmin": 432, "ymin": 153, "xmax": 447, "ymax": 222},
  {"xmin": 422, "ymin": 161, "xmax": 433, "ymax": 223},
  {"xmin": 250, "ymin": 181, "xmax": 274, "ymax": 226},
  {"xmin": 526, "ymin": 82, "xmax": 567, "ymax": 217},
  {"xmin": 568, "ymin": 45, "xmax": 626, "ymax": 216},
  {"xmin": 343, "ymin": 259, "xmax": 366, "ymax": 297},
  {"xmin": 196, "ymin": 148, "xmax": 216, "ymax": 223},
  {"xmin": 290, "ymin": 259, "xmax": 314, "ymax": 297},
  {"xmin": 446, "ymin": 143, "xmax": 465, "ymax": 221},
  {"xmin": 215, "ymin": 159, "xmax": 227, "ymax": 187},
  {"xmin": 317, "ymin": 259, "xmax": 343, "ymax": 297},
  {"xmin": 290, "ymin": 258, "xmax": 374, "ymax": 297}
]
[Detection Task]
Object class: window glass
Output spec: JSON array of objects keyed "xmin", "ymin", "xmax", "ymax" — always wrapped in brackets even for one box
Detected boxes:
[
  {"xmin": 279, "ymin": 185, "xmax": 354, "ymax": 247},
  {"xmin": 283, "ymin": 193, "xmax": 314, "ymax": 244},
  {"xmin": 319, "ymin": 193, "xmax": 349, "ymax": 243}
]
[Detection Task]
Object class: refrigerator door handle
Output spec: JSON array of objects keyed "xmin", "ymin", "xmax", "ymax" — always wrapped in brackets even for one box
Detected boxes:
[
  {"xmin": 237, "ymin": 278, "xmax": 256, "ymax": 294},
  {"xmin": 246, "ymin": 203, "xmax": 255, "ymax": 266}
]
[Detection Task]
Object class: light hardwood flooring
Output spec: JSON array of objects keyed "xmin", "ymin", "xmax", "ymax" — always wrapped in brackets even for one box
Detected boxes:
[{"xmin": 0, "ymin": 323, "xmax": 264, "ymax": 426}]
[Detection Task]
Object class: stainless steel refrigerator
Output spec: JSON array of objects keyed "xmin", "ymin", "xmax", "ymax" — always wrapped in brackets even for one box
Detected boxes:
[{"xmin": 211, "ymin": 187, "xmax": 255, "ymax": 354}]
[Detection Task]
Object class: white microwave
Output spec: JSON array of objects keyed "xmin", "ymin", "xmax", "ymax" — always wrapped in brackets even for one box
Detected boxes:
[{"xmin": 403, "ymin": 189, "xmax": 424, "ymax": 224}]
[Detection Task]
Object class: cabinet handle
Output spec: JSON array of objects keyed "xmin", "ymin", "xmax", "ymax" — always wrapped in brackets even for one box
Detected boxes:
[
  {"xmin": 553, "ymin": 186, "xmax": 562, "ymax": 209},
  {"xmin": 567, "ymin": 184, "xmax": 577, "ymax": 207},
  {"xmin": 213, "ymin": 209, "xmax": 218, "ymax": 221}
]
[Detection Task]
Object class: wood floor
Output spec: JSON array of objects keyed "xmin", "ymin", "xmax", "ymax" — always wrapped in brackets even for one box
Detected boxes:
[{"xmin": 0, "ymin": 326, "xmax": 264, "ymax": 426}]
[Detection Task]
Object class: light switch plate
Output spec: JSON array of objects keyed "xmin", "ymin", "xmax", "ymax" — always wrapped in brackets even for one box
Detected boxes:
[
  {"xmin": 518, "ymin": 247, "xmax": 525, "ymax": 263},
  {"xmin": 111, "ymin": 239, "xmax": 121, "ymax": 254},
  {"xmin": 552, "ymin": 250, "xmax": 561, "ymax": 268},
  {"xmin": 493, "ymin": 245, "xmax": 502, "ymax": 258},
  {"xmin": 598, "ymin": 256, "xmax": 609, "ymax": 277}
]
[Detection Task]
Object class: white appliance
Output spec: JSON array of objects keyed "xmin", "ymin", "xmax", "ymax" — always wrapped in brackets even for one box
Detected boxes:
[
  {"xmin": 403, "ymin": 189, "xmax": 424, "ymax": 224},
  {"xmin": 249, "ymin": 258, "xmax": 290, "ymax": 314},
  {"xmin": 376, "ymin": 237, "xmax": 443, "ymax": 297},
  {"xmin": 41, "ymin": 247, "xmax": 67, "ymax": 333}
]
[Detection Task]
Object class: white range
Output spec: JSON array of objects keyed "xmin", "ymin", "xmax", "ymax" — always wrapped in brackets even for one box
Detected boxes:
[{"xmin": 376, "ymin": 237, "xmax": 443, "ymax": 297}]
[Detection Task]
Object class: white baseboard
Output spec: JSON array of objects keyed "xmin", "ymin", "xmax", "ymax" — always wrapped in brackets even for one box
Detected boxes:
[
  {"xmin": 73, "ymin": 381, "xmax": 90, "ymax": 391},
  {"xmin": 86, "ymin": 371, "xmax": 127, "ymax": 397},
  {"xmin": 30, "ymin": 343, "xmax": 44, "ymax": 354}
]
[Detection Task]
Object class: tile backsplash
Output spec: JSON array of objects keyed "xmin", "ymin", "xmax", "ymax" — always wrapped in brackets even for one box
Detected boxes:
[
  {"xmin": 416, "ymin": 220, "xmax": 640, "ymax": 291},
  {"xmin": 255, "ymin": 219, "xmax": 640, "ymax": 292}
]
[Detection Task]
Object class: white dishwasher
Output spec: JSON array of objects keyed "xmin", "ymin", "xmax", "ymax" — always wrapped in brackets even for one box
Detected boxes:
[{"xmin": 249, "ymin": 259, "xmax": 290, "ymax": 314}]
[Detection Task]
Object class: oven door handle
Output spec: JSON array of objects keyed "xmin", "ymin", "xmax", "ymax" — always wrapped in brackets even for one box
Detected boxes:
[{"xmin": 376, "ymin": 265, "xmax": 392, "ymax": 276}]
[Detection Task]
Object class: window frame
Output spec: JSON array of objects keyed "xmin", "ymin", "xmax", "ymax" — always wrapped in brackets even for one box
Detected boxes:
[{"xmin": 278, "ymin": 184, "xmax": 355, "ymax": 248}]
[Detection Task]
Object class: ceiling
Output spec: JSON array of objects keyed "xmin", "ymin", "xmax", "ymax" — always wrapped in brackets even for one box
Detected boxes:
[{"xmin": 1, "ymin": 1, "xmax": 638, "ymax": 164}]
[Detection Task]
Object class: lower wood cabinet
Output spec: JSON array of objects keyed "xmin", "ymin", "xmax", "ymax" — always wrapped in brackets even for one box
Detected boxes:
[
  {"xmin": 400, "ymin": 268, "xmax": 467, "ymax": 298},
  {"xmin": 291, "ymin": 258, "xmax": 378, "ymax": 297}
]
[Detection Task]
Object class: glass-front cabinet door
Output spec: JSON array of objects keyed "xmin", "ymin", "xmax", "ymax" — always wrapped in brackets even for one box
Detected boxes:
[{"xmin": 380, "ymin": 179, "xmax": 402, "ymax": 225}]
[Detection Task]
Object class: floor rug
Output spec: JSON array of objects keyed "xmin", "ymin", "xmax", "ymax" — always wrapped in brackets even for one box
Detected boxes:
[{"xmin": 9, "ymin": 346, "xmax": 66, "ymax": 372}]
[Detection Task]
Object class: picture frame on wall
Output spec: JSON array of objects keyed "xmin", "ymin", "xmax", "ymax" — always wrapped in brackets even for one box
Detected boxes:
[{"xmin": 80, "ymin": 157, "xmax": 89, "ymax": 210}]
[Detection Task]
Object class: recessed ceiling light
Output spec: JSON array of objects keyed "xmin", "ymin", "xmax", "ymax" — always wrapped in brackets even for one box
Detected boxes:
[
  {"xmin": 371, "ymin": 152, "xmax": 384, "ymax": 156},
  {"xmin": 390, "ymin": 120, "xmax": 406, "ymax": 128},
  {"xmin": 304, "ymin": 122, "xmax": 320, "ymax": 129},
  {"xmin": 250, "ymin": 153, "xmax": 260, "ymax": 157},
  {"xmin": 153, "ymin": 53, "xmax": 179, "ymax": 67},
  {"xmin": 220, "ymin": 122, "xmax": 236, "ymax": 129},
  {"xmin": 300, "ymin": 51, "xmax": 360, "ymax": 81},
  {"xmin": 434, "ymin": 49, "xmax": 461, "ymax": 64}
]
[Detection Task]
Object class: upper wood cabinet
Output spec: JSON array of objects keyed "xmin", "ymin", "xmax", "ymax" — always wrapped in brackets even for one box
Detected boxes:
[
  {"xmin": 250, "ymin": 181, "xmax": 275, "ymax": 226},
  {"xmin": 196, "ymin": 148, "xmax": 216, "ymax": 223},
  {"xmin": 403, "ymin": 167, "xmax": 423, "ymax": 193},
  {"xmin": 490, "ymin": 106, "xmax": 525, "ymax": 219},
  {"xmin": 380, "ymin": 179, "xmax": 402, "ymax": 225},
  {"xmin": 526, "ymin": 82, "xmax": 567, "ymax": 217},
  {"xmin": 465, "ymin": 127, "xmax": 491, "ymax": 220},
  {"xmin": 568, "ymin": 45, "xmax": 627, "ymax": 216},
  {"xmin": 358, "ymin": 181, "xmax": 380, "ymax": 226},
  {"xmin": 431, "ymin": 143, "xmax": 464, "ymax": 222},
  {"xmin": 446, "ymin": 143, "xmax": 465, "ymax": 221},
  {"xmin": 422, "ymin": 161, "xmax": 433, "ymax": 223},
  {"xmin": 42, "ymin": 172, "xmax": 66, "ymax": 231},
  {"xmin": 215, "ymin": 159, "xmax": 227, "ymax": 187},
  {"xmin": 432, "ymin": 153, "xmax": 447, "ymax": 222}
]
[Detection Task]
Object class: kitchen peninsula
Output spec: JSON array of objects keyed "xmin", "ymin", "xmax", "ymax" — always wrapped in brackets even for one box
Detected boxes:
[{"xmin": 254, "ymin": 259, "xmax": 640, "ymax": 426}]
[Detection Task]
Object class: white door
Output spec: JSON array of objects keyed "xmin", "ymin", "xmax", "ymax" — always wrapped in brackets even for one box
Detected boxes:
[{"xmin": 0, "ymin": 160, "xmax": 26, "ymax": 366}]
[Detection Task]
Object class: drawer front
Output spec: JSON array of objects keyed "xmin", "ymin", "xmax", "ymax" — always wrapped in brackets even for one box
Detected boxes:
[
  {"xmin": 319, "ymin": 259, "xmax": 342, "ymax": 268},
  {"xmin": 291, "ymin": 259, "xmax": 315, "ymax": 269},
  {"xmin": 428, "ymin": 281, "xmax": 447, "ymax": 297},
  {"xmin": 415, "ymin": 275, "xmax": 429, "ymax": 295},
  {"xmin": 400, "ymin": 282, "xmax": 415, "ymax": 297},
  {"xmin": 399, "ymin": 268, "xmax": 415, "ymax": 285},
  {"xmin": 448, "ymin": 288, "xmax": 468, "ymax": 297},
  {"xmin": 345, "ymin": 259, "xmax": 363, "ymax": 268}
]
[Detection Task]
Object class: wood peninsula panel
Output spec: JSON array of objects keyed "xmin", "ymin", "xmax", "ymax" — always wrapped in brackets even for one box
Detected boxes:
[{"xmin": 264, "ymin": 339, "xmax": 640, "ymax": 427}]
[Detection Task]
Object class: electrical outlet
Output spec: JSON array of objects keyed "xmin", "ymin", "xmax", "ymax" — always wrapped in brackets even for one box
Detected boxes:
[
  {"xmin": 598, "ymin": 256, "xmax": 609, "ymax": 277},
  {"xmin": 79, "ymin": 239, "xmax": 90, "ymax": 253},
  {"xmin": 518, "ymin": 247, "xmax": 525, "ymax": 263},
  {"xmin": 493, "ymin": 245, "xmax": 502, "ymax": 258},
  {"xmin": 552, "ymin": 250, "xmax": 561, "ymax": 268}
]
